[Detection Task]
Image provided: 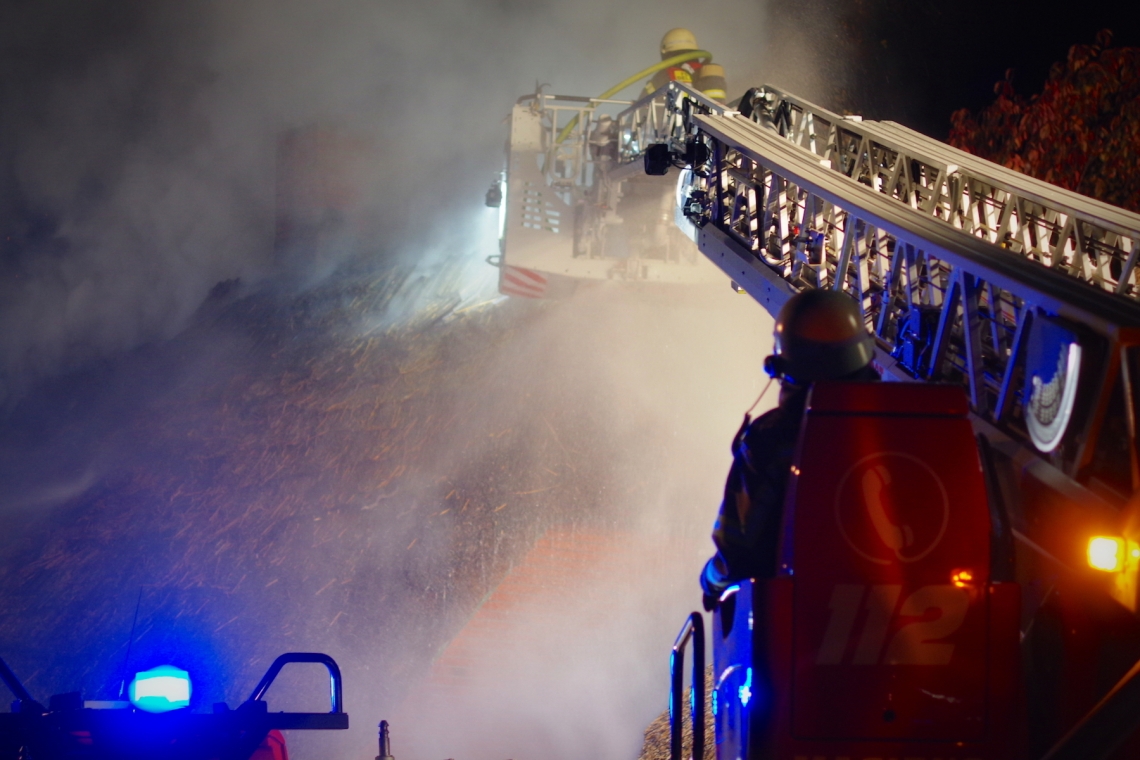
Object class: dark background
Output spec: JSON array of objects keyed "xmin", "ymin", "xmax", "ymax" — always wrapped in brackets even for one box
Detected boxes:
[{"xmin": 767, "ymin": 0, "xmax": 1140, "ymax": 137}]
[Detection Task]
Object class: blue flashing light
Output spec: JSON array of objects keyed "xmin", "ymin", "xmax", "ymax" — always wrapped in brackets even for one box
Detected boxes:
[
  {"xmin": 129, "ymin": 665, "xmax": 192, "ymax": 713},
  {"xmin": 668, "ymin": 651, "xmax": 677, "ymax": 721},
  {"xmin": 711, "ymin": 687, "xmax": 718, "ymax": 717},
  {"xmin": 738, "ymin": 667, "xmax": 752, "ymax": 707}
]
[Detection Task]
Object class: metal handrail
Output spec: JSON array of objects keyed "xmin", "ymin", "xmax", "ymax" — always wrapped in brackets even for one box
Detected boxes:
[
  {"xmin": 516, "ymin": 93, "xmax": 634, "ymax": 107},
  {"xmin": 247, "ymin": 652, "xmax": 344, "ymax": 714},
  {"xmin": 615, "ymin": 81, "xmax": 733, "ymax": 166},
  {"xmin": 670, "ymin": 612, "xmax": 706, "ymax": 760}
]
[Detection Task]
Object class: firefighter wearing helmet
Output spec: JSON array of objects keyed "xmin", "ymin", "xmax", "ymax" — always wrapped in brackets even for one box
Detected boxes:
[
  {"xmin": 642, "ymin": 28, "xmax": 728, "ymax": 102},
  {"xmin": 700, "ymin": 289, "xmax": 879, "ymax": 609}
]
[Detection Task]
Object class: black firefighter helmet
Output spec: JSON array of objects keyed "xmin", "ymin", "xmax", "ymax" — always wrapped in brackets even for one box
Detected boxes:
[{"xmin": 764, "ymin": 289, "xmax": 875, "ymax": 384}]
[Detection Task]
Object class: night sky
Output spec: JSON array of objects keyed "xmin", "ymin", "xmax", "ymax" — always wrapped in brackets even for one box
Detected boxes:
[{"xmin": 767, "ymin": 0, "xmax": 1140, "ymax": 137}]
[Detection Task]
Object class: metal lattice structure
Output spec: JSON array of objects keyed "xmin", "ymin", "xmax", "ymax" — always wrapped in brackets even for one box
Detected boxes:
[
  {"xmin": 613, "ymin": 82, "xmax": 1140, "ymax": 509},
  {"xmin": 616, "ymin": 86, "xmax": 697, "ymax": 164},
  {"xmin": 494, "ymin": 90, "xmax": 724, "ymax": 287},
  {"xmin": 742, "ymin": 86, "xmax": 1140, "ymax": 298}
]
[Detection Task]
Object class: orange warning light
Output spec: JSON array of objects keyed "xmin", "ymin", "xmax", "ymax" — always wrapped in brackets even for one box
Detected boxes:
[
  {"xmin": 951, "ymin": 569, "xmax": 974, "ymax": 588},
  {"xmin": 1088, "ymin": 536, "xmax": 1126, "ymax": 572}
]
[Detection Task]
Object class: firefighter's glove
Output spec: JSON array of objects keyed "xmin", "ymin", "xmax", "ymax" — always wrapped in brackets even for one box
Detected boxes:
[{"xmin": 700, "ymin": 555, "xmax": 730, "ymax": 612}]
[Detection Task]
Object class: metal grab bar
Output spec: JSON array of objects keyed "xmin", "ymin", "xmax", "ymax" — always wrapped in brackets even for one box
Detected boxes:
[
  {"xmin": 247, "ymin": 652, "xmax": 345, "ymax": 714},
  {"xmin": 670, "ymin": 612, "xmax": 706, "ymax": 760}
]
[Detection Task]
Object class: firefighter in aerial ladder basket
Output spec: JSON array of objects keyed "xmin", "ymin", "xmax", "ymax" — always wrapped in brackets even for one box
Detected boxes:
[
  {"xmin": 700, "ymin": 290, "xmax": 879, "ymax": 610},
  {"xmin": 642, "ymin": 28, "xmax": 728, "ymax": 102}
]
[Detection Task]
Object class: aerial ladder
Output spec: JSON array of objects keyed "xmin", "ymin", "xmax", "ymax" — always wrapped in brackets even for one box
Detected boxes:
[{"xmin": 578, "ymin": 81, "xmax": 1140, "ymax": 759}]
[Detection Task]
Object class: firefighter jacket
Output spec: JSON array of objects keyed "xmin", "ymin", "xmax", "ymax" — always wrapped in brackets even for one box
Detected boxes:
[
  {"xmin": 700, "ymin": 387, "xmax": 808, "ymax": 599},
  {"xmin": 641, "ymin": 56, "xmax": 726, "ymax": 101},
  {"xmin": 644, "ymin": 60, "xmax": 701, "ymax": 95}
]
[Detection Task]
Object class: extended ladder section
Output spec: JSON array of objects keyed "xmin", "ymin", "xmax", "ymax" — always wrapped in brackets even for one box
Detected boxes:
[
  {"xmin": 617, "ymin": 81, "xmax": 1140, "ymax": 570},
  {"xmin": 746, "ymin": 86, "xmax": 1140, "ymax": 298}
]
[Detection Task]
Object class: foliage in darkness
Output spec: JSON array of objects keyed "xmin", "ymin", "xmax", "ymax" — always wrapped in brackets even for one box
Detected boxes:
[{"xmin": 950, "ymin": 30, "xmax": 1140, "ymax": 212}]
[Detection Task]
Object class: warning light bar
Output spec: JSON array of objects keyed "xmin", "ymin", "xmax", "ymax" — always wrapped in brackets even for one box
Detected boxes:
[{"xmin": 129, "ymin": 665, "xmax": 191, "ymax": 713}]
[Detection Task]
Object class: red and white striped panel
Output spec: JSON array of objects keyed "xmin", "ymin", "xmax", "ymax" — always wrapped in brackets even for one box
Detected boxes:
[{"xmin": 499, "ymin": 264, "xmax": 548, "ymax": 298}]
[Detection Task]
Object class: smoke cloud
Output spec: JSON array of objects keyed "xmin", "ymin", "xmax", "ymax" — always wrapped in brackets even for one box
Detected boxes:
[
  {"xmin": 1, "ymin": 1, "xmax": 777, "ymax": 758},
  {"xmin": 0, "ymin": 0, "xmax": 773, "ymax": 404},
  {"xmin": 385, "ymin": 287, "xmax": 774, "ymax": 760}
]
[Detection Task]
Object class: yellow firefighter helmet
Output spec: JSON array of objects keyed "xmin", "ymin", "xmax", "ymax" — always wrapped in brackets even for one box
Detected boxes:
[{"xmin": 660, "ymin": 28, "xmax": 699, "ymax": 57}]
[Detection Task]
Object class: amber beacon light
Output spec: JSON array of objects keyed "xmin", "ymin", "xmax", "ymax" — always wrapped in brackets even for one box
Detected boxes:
[{"xmin": 1088, "ymin": 536, "xmax": 1131, "ymax": 572}]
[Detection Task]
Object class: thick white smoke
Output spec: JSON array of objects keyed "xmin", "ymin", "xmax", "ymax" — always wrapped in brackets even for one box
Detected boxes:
[
  {"xmin": 0, "ymin": 0, "xmax": 775, "ymax": 405},
  {"xmin": 1, "ymin": 2, "xmax": 780, "ymax": 758}
]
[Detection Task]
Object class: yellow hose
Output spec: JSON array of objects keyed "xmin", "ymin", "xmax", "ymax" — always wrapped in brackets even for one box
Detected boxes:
[{"xmin": 554, "ymin": 50, "xmax": 712, "ymax": 144}]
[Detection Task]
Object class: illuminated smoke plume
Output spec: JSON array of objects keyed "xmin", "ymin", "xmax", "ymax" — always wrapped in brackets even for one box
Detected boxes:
[
  {"xmin": 0, "ymin": 0, "xmax": 774, "ymax": 405},
  {"xmin": 0, "ymin": 2, "xmax": 778, "ymax": 759}
]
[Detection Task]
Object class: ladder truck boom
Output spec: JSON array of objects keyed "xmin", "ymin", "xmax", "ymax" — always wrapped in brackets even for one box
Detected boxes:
[
  {"xmin": 687, "ymin": 105, "xmax": 1140, "ymax": 588},
  {"xmin": 741, "ymin": 84, "xmax": 1140, "ymax": 297},
  {"xmin": 624, "ymin": 80, "xmax": 1140, "ymax": 514}
]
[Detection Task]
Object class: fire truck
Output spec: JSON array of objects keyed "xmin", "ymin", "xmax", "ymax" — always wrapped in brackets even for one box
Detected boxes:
[
  {"xmin": 510, "ymin": 80, "xmax": 1140, "ymax": 758},
  {"xmin": 0, "ymin": 653, "xmax": 350, "ymax": 760},
  {"xmin": 9, "ymin": 69, "xmax": 1140, "ymax": 760}
]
